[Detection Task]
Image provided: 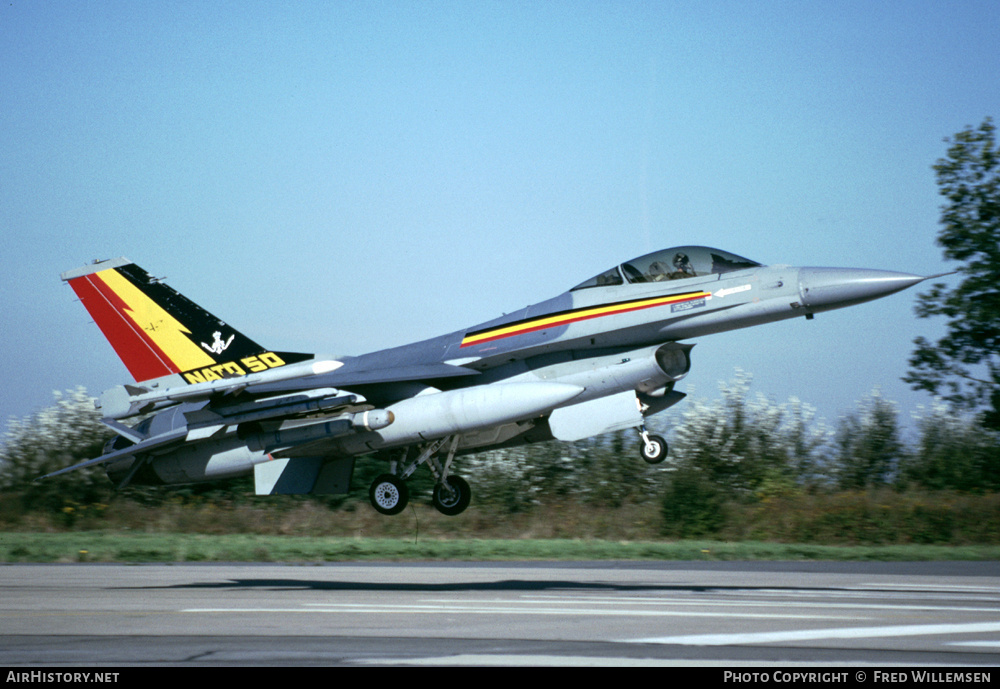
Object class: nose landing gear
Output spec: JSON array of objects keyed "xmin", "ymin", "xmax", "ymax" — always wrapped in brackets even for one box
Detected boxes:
[{"xmin": 637, "ymin": 426, "xmax": 668, "ymax": 464}]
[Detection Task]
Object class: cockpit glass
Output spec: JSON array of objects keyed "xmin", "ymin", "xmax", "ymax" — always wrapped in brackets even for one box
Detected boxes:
[
  {"xmin": 570, "ymin": 266, "xmax": 624, "ymax": 291},
  {"xmin": 571, "ymin": 246, "xmax": 760, "ymax": 291}
]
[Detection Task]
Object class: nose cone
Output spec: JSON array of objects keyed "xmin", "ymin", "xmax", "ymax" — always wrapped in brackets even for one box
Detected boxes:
[{"xmin": 798, "ymin": 267, "xmax": 926, "ymax": 313}]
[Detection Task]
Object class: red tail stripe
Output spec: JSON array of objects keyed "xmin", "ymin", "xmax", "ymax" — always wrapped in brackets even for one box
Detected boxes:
[{"xmin": 69, "ymin": 273, "xmax": 180, "ymax": 381}]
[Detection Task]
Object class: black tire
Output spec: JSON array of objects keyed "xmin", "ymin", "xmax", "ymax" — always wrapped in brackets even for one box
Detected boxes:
[
  {"xmin": 640, "ymin": 434, "xmax": 668, "ymax": 464},
  {"xmin": 432, "ymin": 475, "xmax": 471, "ymax": 516},
  {"xmin": 369, "ymin": 474, "xmax": 408, "ymax": 515}
]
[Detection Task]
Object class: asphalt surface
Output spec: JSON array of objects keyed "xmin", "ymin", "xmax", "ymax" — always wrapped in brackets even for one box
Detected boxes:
[{"xmin": 2, "ymin": 561, "xmax": 1000, "ymax": 667}]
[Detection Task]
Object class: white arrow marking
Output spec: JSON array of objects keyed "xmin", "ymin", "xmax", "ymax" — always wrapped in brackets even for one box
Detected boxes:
[{"xmin": 714, "ymin": 284, "xmax": 752, "ymax": 298}]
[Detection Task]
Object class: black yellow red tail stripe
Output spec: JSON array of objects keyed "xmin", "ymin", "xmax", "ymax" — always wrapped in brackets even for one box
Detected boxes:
[
  {"xmin": 460, "ymin": 291, "xmax": 711, "ymax": 348},
  {"xmin": 62, "ymin": 258, "xmax": 307, "ymax": 383}
]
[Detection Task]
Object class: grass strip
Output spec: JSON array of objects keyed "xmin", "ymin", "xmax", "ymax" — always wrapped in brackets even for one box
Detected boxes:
[{"xmin": 2, "ymin": 531, "xmax": 1000, "ymax": 563}]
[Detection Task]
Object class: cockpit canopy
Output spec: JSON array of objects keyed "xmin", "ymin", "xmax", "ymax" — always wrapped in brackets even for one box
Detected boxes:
[{"xmin": 571, "ymin": 246, "xmax": 761, "ymax": 291}]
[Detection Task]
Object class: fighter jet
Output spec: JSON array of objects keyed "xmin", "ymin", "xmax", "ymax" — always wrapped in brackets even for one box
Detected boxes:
[{"xmin": 42, "ymin": 246, "xmax": 929, "ymax": 516}]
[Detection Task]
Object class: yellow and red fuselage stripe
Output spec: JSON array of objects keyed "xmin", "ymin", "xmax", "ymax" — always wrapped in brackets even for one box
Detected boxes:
[{"xmin": 460, "ymin": 291, "xmax": 710, "ymax": 348}]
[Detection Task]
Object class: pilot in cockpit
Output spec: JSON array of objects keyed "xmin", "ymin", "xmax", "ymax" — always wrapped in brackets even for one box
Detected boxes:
[{"xmin": 669, "ymin": 252, "xmax": 696, "ymax": 279}]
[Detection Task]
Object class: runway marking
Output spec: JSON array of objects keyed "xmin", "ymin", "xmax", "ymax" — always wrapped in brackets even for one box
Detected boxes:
[
  {"xmin": 717, "ymin": 586, "xmax": 1000, "ymax": 599},
  {"xmin": 364, "ymin": 654, "xmax": 685, "ymax": 667},
  {"xmin": 627, "ymin": 621, "xmax": 1000, "ymax": 646},
  {"xmin": 857, "ymin": 583, "xmax": 1000, "ymax": 593},
  {"xmin": 183, "ymin": 603, "xmax": 866, "ymax": 620},
  {"xmin": 507, "ymin": 594, "xmax": 1000, "ymax": 614}
]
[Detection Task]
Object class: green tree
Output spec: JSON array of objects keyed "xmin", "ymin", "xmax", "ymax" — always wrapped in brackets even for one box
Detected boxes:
[
  {"xmin": 905, "ymin": 117, "xmax": 1000, "ymax": 429},
  {"xmin": 0, "ymin": 388, "xmax": 113, "ymax": 513},
  {"xmin": 667, "ymin": 371, "xmax": 825, "ymax": 496},
  {"xmin": 833, "ymin": 390, "xmax": 904, "ymax": 489},
  {"xmin": 901, "ymin": 401, "xmax": 1000, "ymax": 492}
]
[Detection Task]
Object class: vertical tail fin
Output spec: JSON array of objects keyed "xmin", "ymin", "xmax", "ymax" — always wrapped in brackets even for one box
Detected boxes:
[{"xmin": 62, "ymin": 258, "xmax": 309, "ymax": 383}]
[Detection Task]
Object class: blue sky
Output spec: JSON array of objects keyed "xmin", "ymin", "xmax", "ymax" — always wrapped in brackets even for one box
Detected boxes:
[{"xmin": 2, "ymin": 1, "xmax": 999, "ymax": 438}]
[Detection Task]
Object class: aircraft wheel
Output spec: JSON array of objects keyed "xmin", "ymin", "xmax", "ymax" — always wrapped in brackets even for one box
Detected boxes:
[
  {"xmin": 369, "ymin": 474, "xmax": 408, "ymax": 515},
  {"xmin": 640, "ymin": 434, "xmax": 668, "ymax": 464},
  {"xmin": 432, "ymin": 475, "xmax": 471, "ymax": 516}
]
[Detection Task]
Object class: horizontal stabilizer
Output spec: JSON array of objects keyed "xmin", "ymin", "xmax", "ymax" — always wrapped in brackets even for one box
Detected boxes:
[{"xmin": 36, "ymin": 426, "xmax": 188, "ymax": 480}]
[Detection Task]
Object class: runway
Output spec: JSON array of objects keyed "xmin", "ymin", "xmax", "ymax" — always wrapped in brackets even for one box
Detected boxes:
[{"xmin": 2, "ymin": 561, "xmax": 1000, "ymax": 666}]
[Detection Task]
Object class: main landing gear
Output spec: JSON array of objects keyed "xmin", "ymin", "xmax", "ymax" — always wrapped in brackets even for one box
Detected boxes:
[
  {"xmin": 432, "ymin": 475, "xmax": 471, "ymax": 516},
  {"xmin": 369, "ymin": 474, "xmax": 408, "ymax": 516},
  {"xmin": 367, "ymin": 436, "xmax": 472, "ymax": 516}
]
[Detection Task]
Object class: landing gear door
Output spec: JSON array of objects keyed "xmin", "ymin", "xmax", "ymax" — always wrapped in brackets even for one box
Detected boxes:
[{"xmin": 547, "ymin": 390, "xmax": 642, "ymax": 442}]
